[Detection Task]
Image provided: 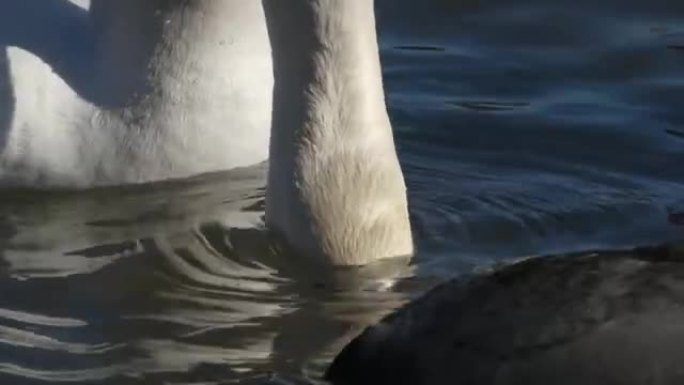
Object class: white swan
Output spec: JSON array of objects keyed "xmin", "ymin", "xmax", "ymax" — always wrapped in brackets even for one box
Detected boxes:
[
  {"xmin": 1, "ymin": 0, "xmax": 273, "ymax": 185},
  {"xmin": 0, "ymin": 0, "xmax": 413, "ymax": 265}
]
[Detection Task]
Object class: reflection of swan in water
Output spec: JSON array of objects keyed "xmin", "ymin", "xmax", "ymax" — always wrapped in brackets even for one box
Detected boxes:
[
  {"xmin": 0, "ymin": 165, "xmax": 268, "ymax": 279},
  {"xmin": 328, "ymin": 245, "xmax": 684, "ymax": 385},
  {"xmin": 0, "ymin": 0, "xmax": 413, "ymax": 265},
  {"xmin": 0, "ymin": 168, "xmax": 418, "ymax": 382}
]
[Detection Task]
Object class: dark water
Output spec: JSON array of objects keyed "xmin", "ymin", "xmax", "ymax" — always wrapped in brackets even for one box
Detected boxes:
[{"xmin": 1, "ymin": 0, "xmax": 683, "ymax": 384}]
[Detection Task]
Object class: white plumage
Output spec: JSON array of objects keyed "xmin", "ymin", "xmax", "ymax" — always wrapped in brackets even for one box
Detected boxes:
[{"xmin": 0, "ymin": 0, "xmax": 413, "ymax": 265}]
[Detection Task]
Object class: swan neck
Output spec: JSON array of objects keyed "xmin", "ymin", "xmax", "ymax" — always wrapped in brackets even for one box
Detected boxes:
[
  {"xmin": 264, "ymin": 0, "xmax": 414, "ymax": 265},
  {"xmin": 264, "ymin": 0, "xmax": 388, "ymax": 133}
]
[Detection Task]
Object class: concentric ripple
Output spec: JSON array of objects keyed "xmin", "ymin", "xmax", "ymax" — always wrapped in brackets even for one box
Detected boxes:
[{"xmin": 0, "ymin": 0, "xmax": 683, "ymax": 383}]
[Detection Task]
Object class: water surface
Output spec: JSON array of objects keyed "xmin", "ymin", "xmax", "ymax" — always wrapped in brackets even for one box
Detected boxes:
[{"xmin": 1, "ymin": 0, "xmax": 683, "ymax": 383}]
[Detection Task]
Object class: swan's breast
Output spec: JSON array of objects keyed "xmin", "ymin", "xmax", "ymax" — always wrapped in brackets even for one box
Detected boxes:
[
  {"xmin": 0, "ymin": 0, "xmax": 274, "ymax": 186},
  {"xmin": 1, "ymin": 47, "xmax": 93, "ymax": 186}
]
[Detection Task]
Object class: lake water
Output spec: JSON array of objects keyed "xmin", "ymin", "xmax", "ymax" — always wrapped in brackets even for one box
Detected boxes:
[{"xmin": 1, "ymin": 0, "xmax": 684, "ymax": 384}]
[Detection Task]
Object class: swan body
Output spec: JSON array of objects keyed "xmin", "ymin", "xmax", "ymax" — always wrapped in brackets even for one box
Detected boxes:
[
  {"xmin": 1, "ymin": 0, "xmax": 273, "ymax": 186},
  {"xmin": 1, "ymin": 0, "xmax": 413, "ymax": 265}
]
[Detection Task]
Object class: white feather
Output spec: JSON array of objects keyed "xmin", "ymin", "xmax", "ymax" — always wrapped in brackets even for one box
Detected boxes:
[
  {"xmin": 0, "ymin": 0, "xmax": 413, "ymax": 265},
  {"xmin": 1, "ymin": 0, "xmax": 272, "ymax": 186}
]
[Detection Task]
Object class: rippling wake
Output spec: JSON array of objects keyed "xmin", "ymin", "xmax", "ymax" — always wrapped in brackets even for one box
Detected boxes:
[
  {"xmin": 0, "ymin": 0, "xmax": 683, "ymax": 383},
  {"xmin": 0, "ymin": 166, "xmax": 422, "ymax": 384}
]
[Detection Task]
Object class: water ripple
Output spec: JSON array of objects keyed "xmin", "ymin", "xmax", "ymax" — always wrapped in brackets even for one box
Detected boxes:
[
  {"xmin": 0, "ymin": 308, "xmax": 86, "ymax": 328},
  {"xmin": 0, "ymin": 0, "xmax": 683, "ymax": 383}
]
